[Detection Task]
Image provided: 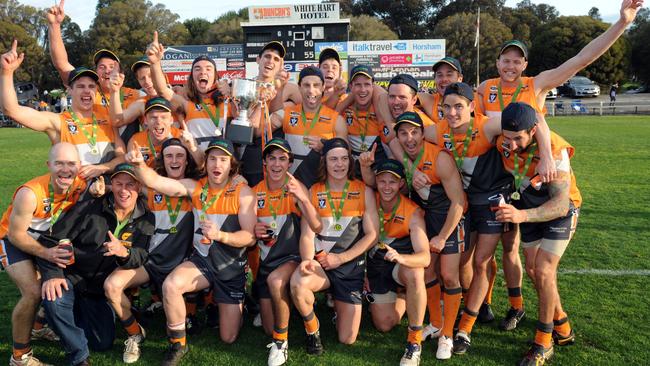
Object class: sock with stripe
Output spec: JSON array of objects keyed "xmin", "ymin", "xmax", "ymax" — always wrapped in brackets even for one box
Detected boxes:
[
  {"xmin": 121, "ymin": 315, "xmax": 142, "ymax": 336},
  {"xmin": 442, "ymin": 287, "xmax": 462, "ymax": 338},
  {"xmin": 508, "ymin": 287, "xmax": 524, "ymax": 310},
  {"xmin": 534, "ymin": 321, "xmax": 554, "ymax": 348},
  {"xmin": 12, "ymin": 342, "xmax": 31, "ymax": 360},
  {"xmin": 302, "ymin": 310, "xmax": 320, "ymax": 335},
  {"xmin": 167, "ymin": 322, "xmax": 186, "ymax": 346},
  {"xmin": 553, "ymin": 310, "xmax": 572, "ymax": 336},
  {"xmin": 425, "ymin": 279, "xmax": 443, "ymax": 329},
  {"xmin": 272, "ymin": 326, "xmax": 288, "ymax": 342},
  {"xmin": 407, "ymin": 325, "xmax": 423, "ymax": 345},
  {"xmin": 458, "ymin": 308, "xmax": 478, "ymax": 335}
]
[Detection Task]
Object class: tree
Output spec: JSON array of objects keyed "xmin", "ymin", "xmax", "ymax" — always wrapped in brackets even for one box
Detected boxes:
[
  {"xmin": 206, "ymin": 9, "xmax": 247, "ymax": 44},
  {"xmin": 629, "ymin": 11, "xmax": 650, "ymax": 84},
  {"xmin": 0, "ymin": 0, "xmax": 48, "ymax": 47},
  {"xmin": 349, "ymin": 15, "xmax": 398, "ymax": 41},
  {"xmin": 433, "ymin": 11, "xmax": 512, "ymax": 84},
  {"xmin": 528, "ymin": 16, "xmax": 628, "ymax": 84},
  {"xmin": 184, "ymin": 18, "xmax": 212, "ymax": 45},
  {"xmin": 353, "ymin": 0, "xmax": 441, "ymax": 39},
  {"xmin": 588, "ymin": 7, "xmax": 602, "ymax": 21},
  {"xmin": 0, "ymin": 21, "xmax": 46, "ymax": 84},
  {"xmin": 435, "ymin": 0, "xmax": 505, "ymax": 24}
]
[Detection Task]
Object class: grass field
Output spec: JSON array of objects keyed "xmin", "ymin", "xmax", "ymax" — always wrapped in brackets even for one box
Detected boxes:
[{"xmin": 1, "ymin": 116, "xmax": 649, "ymax": 365}]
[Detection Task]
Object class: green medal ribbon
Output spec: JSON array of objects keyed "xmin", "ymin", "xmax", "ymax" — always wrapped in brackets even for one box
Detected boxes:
[
  {"xmin": 301, "ymin": 105, "xmax": 322, "ymax": 144},
  {"xmin": 113, "ymin": 212, "xmax": 132, "ymax": 239},
  {"xmin": 447, "ymin": 118, "xmax": 474, "ymax": 171},
  {"xmin": 164, "ymin": 195, "xmax": 184, "ymax": 232},
  {"xmin": 48, "ymin": 182, "xmax": 69, "ymax": 232},
  {"xmin": 200, "ymin": 100, "xmax": 221, "ymax": 129},
  {"xmin": 70, "ymin": 110, "xmax": 98, "ymax": 150},
  {"xmin": 402, "ymin": 148, "xmax": 424, "ymax": 189},
  {"xmin": 266, "ymin": 176, "xmax": 288, "ymax": 222},
  {"xmin": 199, "ymin": 181, "xmax": 226, "ymax": 220},
  {"xmin": 513, "ymin": 144, "xmax": 537, "ymax": 194},
  {"xmin": 497, "ymin": 81, "xmax": 523, "ymax": 111},
  {"xmin": 325, "ymin": 180, "xmax": 350, "ymax": 230},
  {"xmin": 98, "ymin": 89, "xmax": 124, "ymax": 108},
  {"xmin": 378, "ymin": 195, "xmax": 401, "ymax": 244},
  {"xmin": 355, "ymin": 106, "xmax": 369, "ymax": 151}
]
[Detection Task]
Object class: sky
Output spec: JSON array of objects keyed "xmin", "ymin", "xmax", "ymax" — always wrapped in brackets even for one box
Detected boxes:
[{"xmin": 22, "ymin": 0, "xmax": 626, "ymax": 31}]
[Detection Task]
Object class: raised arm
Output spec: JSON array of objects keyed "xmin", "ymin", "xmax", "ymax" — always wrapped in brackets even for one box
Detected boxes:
[
  {"xmin": 146, "ymin": 31, "xmax": 183, "ymax": 108},
  {"xmin": 126, "ymin": 140, "xmax": 193, "ymax": 197},
  {"xmin": 46, "ymin": 0, "xmax": 74, "ymax": 85},
  {"xmin": 0, "ymin": 41, "xmax": 59, "ymax": 141},
  {"xmin": 334, "ymin": 114, "xmax": 348, "ymax": 140},
  {"xmin": 108, "ymin": 68, "xmax": 144, "ymax": 127},
  {"xmin": 359, "ymin": 143, "xmax": 378, "ymax": 188},
  {"xmin": 534, "ymin": 0, "xmax": 644, "ymax": 94}
]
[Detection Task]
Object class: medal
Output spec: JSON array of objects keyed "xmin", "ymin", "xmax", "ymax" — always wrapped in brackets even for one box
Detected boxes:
[
  {"xmin": 378, "ymin": 195, "xmax": 400, "ymax": 251},
  {"xmin": 266, "ymin": 177, "xmax": 288, "ymax": 232},
  {"xmin": 165, "ymin": 195, "xmax": 184, "ymax": 235},
  {"xmin": 511, "ymin": 144, "xmax": 537, "ymax": 202},
  {"xmin": 70, "ymin": 111, "xmax": 99, "ymax": 157},
  {"xmin": 90, "ymin": 146, "xmax": 99, "ymax": 155},
  {"xmin": 377, "ymin": 242, "xmax": 386, "ymax": 250},
  {"xmin": 360, "ymin": 143, "xmax": 368, "ymax": 151},
  {"xmin": 169, "ymin": 226, "xmax": 178, "ymax": 234},
  {"xmin": 325, "ymin": 180, "xmax": 350, "ymax": 235},
  {"xmin": 303, "ymin": 137, "xmax": 310, "ymax": 146},
  {"xmin": 333, "ymin": 223, "xmax": 342, "ymax": 231},
  {"xmin": 301, "ymin": 105, "xmax": 322, "ymax": 148},
  {"xmin": 270, "ymin": 221, "xmax": 278, "ymax": 229},
  {"xmin": 511, "ymin": 192, "xmax": 521, "ymax": 201}
]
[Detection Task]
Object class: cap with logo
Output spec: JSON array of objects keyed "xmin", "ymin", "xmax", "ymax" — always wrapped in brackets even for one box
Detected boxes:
[
  {"xmin": 298, "ymin": 66, "xmax": 324, "ymax": 84},
  {"xmin": 93, "ymin": 49, "xmax": 120, "ymax": 65},
  {"xmin": 389, "ymin": 74, "xmax": 418, "ymax": 93},
  {"xmin": 262, "ymin": 138, "xmax": 293, "ymax": 159},
  {"xmin": 205, "ymin": 137, "xmax": 236, "ymax": 158},
  {"xmin": 443, "ymin": 82, "xmax": 474, "ymax": 102},
  {"xmin": 192, "ymin": 55, "xmax": 216, "ymax": 70},
  {"xmin": 499, "ymin": 40, "xmax": 528, "ymax": 60},
  {"xmin": 68, "ymin": 67, "xmax": 99, "ymax": 85},
  {"xmin": 432, "ymin": 57, "xmax": 463, "ymax": 74},
  {"xmin": 145, "ymin": 97, "xmax": 172, "ymax": 114},
  {"xmin": 321, "ymin": 137, "xmax": 349, "ymax": 156},
  {"xmin": 501, "ymin": 102, "xmax": 537, "ymax": 131},
  {"xmin": 259, "ymin": 41, "xmax": 286, "ymax": 58},
  {"xmin": 393, "ymin": 111, "xmax": 423, "ymax": 132},
  {"xmin": 111, "ymin": 163, "xmax": 137, "ymax": 180},
  {"xmin": 318, "ymin": 48, "xmax": 341, "ymax": 65},
  {"xmin": 131, "ymin": 56, "xmax": 151, "ymax": 73},
  {"xmin": 375, "ymin": 159, "xmax": 406, "ymax": 179},
  {"xmin": 349, "ymin": 64, "xmax": 374, "ymax": 83}
]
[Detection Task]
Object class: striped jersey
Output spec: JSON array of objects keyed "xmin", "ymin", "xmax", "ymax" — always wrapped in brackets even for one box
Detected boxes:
[
  {"xmin": 368, "ymin": 193, "xmax": 419, "ymax": 260},
  {"xmin": 128, "ymin": 127, "xmax": 182, "ymax": 167},
  {"xmin": 185, "ymin": 98, "xmax": 233, "ymax": 151},
  {"xmin": 478, "ymin": 77, "xmax": 542, "ymax": 118},
  {"xmin": 59, "ymin": 109, "xmax": 116, "ymax": 166}
]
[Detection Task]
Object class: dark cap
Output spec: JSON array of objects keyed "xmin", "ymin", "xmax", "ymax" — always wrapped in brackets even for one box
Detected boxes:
[
  {"xmin": 499, "ymin": 40, "xmax": 528, "ymax": 60},
  {"xmin": 191, "ymin": 55, "xmax": 216, "ymax": 69},
  {"xmin": 389, "ymin": 74, "xmax": 418, "ymax": 93},
  {"xmin": 93, "ymin": 49, "xmax": 120, "ymax": 65},
  {"xmin": 298, "ymin": 66, "xmax": 324, "ymax": 85},
  {"xmin": 393, "ymin": 111, "xmax": 423, "ymax": 132},
  {"xmin": 145, "ymin": 97, "xmax": 172, "ymax": 114},
  {"xmin": 262, "ymin": 138, "xmax": 292, "ymax": 158},
  {"xmin": 349, "ymin": 64, "xmax": 374, "ymax": 83},
  {"xmin": 321, "ymin": 137, "xmax": 349, "ymax": 156},
  {"xmin": 501, "ymin": 102, "xmax": 537, "ymax": 132},
  {"xmin": 443, "ymin": 82, "xmax": 474, "ymax": 102},
  {"xmin": 111, "ymin": 163, "xmax": 137, "ymax": 180},
  {"xmin": 433, "ymin": 57, "xmax": 463, "ymax": 74},
  {"xmin": 68, "ymin": 67, "xmax": 99, "ymax": 85},
  {"xmin": 318, "ymin": 48, "xmax": 341, "ymax": 65},
  {"xmin": 131, "ymin": 56, "xmax": 151, "ymax": 73},
  {"xmin": 259, "ymin": 41, "xmax": 286, "ymax": 58},
  {"xmin": 205, "ymin": 137, "xmax": 236, "ymax": 158},
  {"xmin": 375, "ymin": 159, "xmax": 405, "ymax": 180},
  {"xmin": 161, "ymin": 137, "xmax": 185, "ymax": 152}
]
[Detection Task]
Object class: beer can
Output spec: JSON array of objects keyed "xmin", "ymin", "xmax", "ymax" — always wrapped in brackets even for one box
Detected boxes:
[
  {"xmin": 488, "ymin": 193, "xmax": 506, "ymax": 212},
  {"xmin": 58, "ymin": 239, "xmax": 75, "ymax": 265},
  {"xmin": 314, "ymin": 250, "xmax": 327, "ymax": 261}
]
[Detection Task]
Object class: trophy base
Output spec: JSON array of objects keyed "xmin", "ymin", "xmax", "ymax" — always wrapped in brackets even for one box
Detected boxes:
[{"xmin": 226, "ymin": 123, "xmax": 254, "ymax": 145}]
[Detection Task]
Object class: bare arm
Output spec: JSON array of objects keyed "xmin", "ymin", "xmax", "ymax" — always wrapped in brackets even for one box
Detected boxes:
[
  {"xmin": 288, "ymin": 174, "xmax": 322, "ymax": 233},
  {"xmin": 522, "ymin": 172, "xmax": 571, "ymax": 222},
  {"xmin": 393, "ymin": 208, "xmax": 430, "ymax": 268},
  {"xmin": 359, "ymin": 143, "xmax": 378, "ymax": 188},
  {"xmin": 127, "ymin": 141, "xmax": 193, "ymax": 197},
  {"xmin": 334, "ymin": 115, "xmax": 348, "ymax": 139},
  {"xmin": 46, "ymin": 0, "xmax": 74, "ymax": 86},
  {"xmin": 298, "ymin": 213, "xmax": 317, "ymax": 261},
  {"xmin": 8, "ymin": 188, "xmax": 48, "ymax": 258},
  {"xmin": 435, "ymin": 153, "xmax": 465, "ymax": 241},
  {"xmin": 423, "ymin": 124, "xmax": 439, "ymax": 144},
  {"xmin": 336, "ymin": 186, "xmax": 379, "ymax": 264},
  {"xmin": 218, "ymin": 185, "xmax": 256, "ymax": 248},
  {"xmin": 108, "ymin": 70, "xmax": 144, "ymax": 127},
  {"xmin": 146, "ymin": 31, "xmax": 180, "ymax": 105},
  {"xmin": 418, "ymin": 92, "xmax": 435, "ymax": 120}
]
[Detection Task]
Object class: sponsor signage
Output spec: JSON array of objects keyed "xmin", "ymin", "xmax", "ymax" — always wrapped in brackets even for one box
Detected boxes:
[
  {"xmin": 161, "ymin": 45, "xmax": 244, "ymax": 84},
  {"xmin": 247, "ymin": 3, "xmax": 341, "ymax": 25}
]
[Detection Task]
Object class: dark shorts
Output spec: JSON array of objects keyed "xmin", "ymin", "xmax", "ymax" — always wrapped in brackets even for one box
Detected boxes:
[
  {"xmin": 143, "ymin": 264, "xmax": 171, "ymax": 295},
  {"xmin": 424, "ymin": 211, "xmax": 471, "ymax": 255},
  {"xmin": 366, "ymin": 257, "xmax": 400, "ymax": 296},
  {"xmin": 189, "ymin": 253, "xmax": 245, "ymax": 304},
  {"xmin": 325, "ymin": 255, "xmax": 365, "ymax": 305},
  {"xmin": 469, "ymin": 204, "xmax": 505, "ymax": 234},
  {"xmin": 253, "ymin": 259, "xmax": 300, "ymax": 299},
  {"xmin": 0, "ymin": 236, "xmax": 32, "ymax": 270},
  {"xmin": 520, "ymin": 207, "xmax": 579, "ymax": 257}
]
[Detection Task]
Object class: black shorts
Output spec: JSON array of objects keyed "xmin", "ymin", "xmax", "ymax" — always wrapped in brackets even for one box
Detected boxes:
[
  {"xmin": 366, "ymin": 256, "xmax": 400, "ymax": 296},
  {"xmin": 0, "ymin": 236, "xmax": 32, "ymax": 270},
  {"xmin": 325, "ymin": 254, "xmax": 365, "ymax": 305},
  {"xmin": 469, "ymin": 204, "xmax": 505, "ymax": 234},
  {"xmin": 424, "ymin": 211, "xmax": 471, "ymax": 255},
  {"xmin": 253, "ymin": 258, "xmax": 300, "ymax": 299},
  {"xmin": 520, "ymin": 207, "xmax": 580, "ymax": 243},
  {"xmin": 189, "ymin": 253, "xmax": 245, "ymax": 304},
  {"xmin": 143, "ymin": 264, "xmax": 171, "ymax": 295}
]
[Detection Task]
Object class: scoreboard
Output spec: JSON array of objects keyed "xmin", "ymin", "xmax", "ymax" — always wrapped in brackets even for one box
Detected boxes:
[{"xmin": 241, "ymin": 3, "xmax": 350, "ymax": 80}]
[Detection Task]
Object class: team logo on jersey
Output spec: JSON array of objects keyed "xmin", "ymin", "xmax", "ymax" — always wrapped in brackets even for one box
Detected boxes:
[
  {"xmin": 383, "ymin": 126, "xmax": 390, "ymax": 136},
  {"xmin": 488, "ymin": 93, "xmax": 497, "ymax": 103},
  {"xmin": 422, "ymin": 161, "xmax": 433, "ymax": 171},
  {"xmin": 318, "ymin": 198, "xmax": 326, "ymax": 209},
  {"xmin": 67, "ymin": 122, "xmax": 78, "ymax": 134},
  {"xmin": 289, "ymin": 116, "xmax": 298, "ymax": 126},
  {"xmin": 43, "ymin": 198, "xmax": 51, "ymax": 213},
  {"xmin": 444, "ymin": 140, "xmax": 453, "ymax": 151},
  {"xmin": 101, "ymin": 96, "xmax": 108, "ymax": 106},
  {"xmin": 438, "ymin": 108, "xmax": 444, "ymax": 120},
  {"xmin": 154, "ymin": 193, "xmax": 163, "ymax": 204},
  {"xmin": 120, "ymin": 232, "xmax": 132, "ymax": 241},
  {"xmin": 257, "ymin": 198, "xmax": 265, "ymax": 209},
  {"xmin": 194, "ymin": 103, "xmax": 203, "ymax": 111},
  {"xmin": 346, "ymin": 116, "xmax": 353, "ymax": 126}
]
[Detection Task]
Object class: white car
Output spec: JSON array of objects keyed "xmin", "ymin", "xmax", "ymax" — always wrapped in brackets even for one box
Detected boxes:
[{"xmin": 546, "ymin": 88, "xmax": 558, "ymax": 99}]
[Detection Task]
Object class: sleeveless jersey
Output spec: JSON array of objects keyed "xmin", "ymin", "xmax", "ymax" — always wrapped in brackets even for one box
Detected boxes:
[
  {"xmin": 379, "ymin": 107, "xmax": 434, "ymax": 160},
  {"xmin": 478, "ymin": 77, "xmax": 542, "ymax": 118},
  {"xmin": 59, "ymin": 109, "xmax": 116, "ymax": 166},
  {"xmin": 185, "ymin": 98, "xmax": 233, "ymax": 151},
  {"xmin": 368, "ymin": 193, "xmax": 419, "ymax": 260},
  {"xmin": 94, "ymin": 87, "xmax": 139, "ymax": 116},
  {"xmin": 406, "ymin": 142, "xmax": 458, "ymax": 214},
  {"xmin": 341, "ymin": 105, "xmax": 382, "ymax": 156},
  {"xmin": 497, "ymin": 132, "xmax": 582, "ymax": 210},
  {"xmin": 128, "ymin": 127, "xmax": 182, "ymax": 167}
]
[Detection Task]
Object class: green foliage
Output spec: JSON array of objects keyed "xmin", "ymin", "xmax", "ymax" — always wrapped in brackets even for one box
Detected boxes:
[
  {"xmin": 0, "ymin": 21, "xmax": 46, "ymax": 84},
  {"xmin": 353, "ymin": 0, "xmax": 441, "ymax": 39},
  {"xmin": 500, "ymin": 1, "xmax": 558, "ymax": 45},
  {"xmin": 184, "ymin": 18, "xmax": 212, "ymax": 45},
  {"xmin": 206, "ymin": 10, "xmax": 246, "ymax": 44},
  {"xmin": 629, "ymin": 19, "xmax": 650, "ymax": 85},
  {"xmin": 433, "ymin": 11, "xmax": 512, "ymax": 84},
  {"xmin": 349, "ymin": 14, "xmax": 398, "ymax": 41},
  {"xmin": 588, "ymin": 7, "xmax": 602, "ymax": 21},
  {"xmin": 528, "ymin": 16, "xmax": 628, "ymax": 84}
]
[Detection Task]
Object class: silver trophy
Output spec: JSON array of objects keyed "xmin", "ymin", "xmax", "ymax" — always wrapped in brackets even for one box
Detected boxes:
[{"xmin": 226, "ymin": 78, "xmax": 259, "ymax": 144}]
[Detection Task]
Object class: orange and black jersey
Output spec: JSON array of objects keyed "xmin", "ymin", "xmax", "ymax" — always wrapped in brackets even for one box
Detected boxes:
[
  {"xmin": 128, "ymin": 127, "xmax": 182, "ymax": 167},
  {"xmin": 368, "ymin": 193, "xmax": 419, "ymax": 261},
  {"xmin": 497, "ymin": 131, "xmax": 582, "ymax": 210},
  {"xmin": 426, "ymin": 93, "xmax": 445, "ymax": 124},
  {"xmin": 190, "ymin": 177, "xmax": 247, "ymax": 281},
  {"xmin": 341, "ymin": 105, "xmax": 382, "ymax": 156},
  {"xmin": 253, "ymin": 179, "xmax": 302, "ymax": 278},
  {"xmin": 436, "ymin": 115, "xmax": 513, "ymax": 204},
  {"xmin": 59, "ymin": 109, "xmax": 117, "ymax": 166},
  {"xmin": 94, "ymin": 87, "xmax": 139, "ymax": 116},
  {"xmin": 478, "ymin": 77, "xmax": 542, "ymax": 118},
  {"xmin": 185, "ymin": 98, "xmax": 234, "ymax": 151},
  {"xmin": 282, "ymin": 103, "xmax": 339, "ymax": 188}
]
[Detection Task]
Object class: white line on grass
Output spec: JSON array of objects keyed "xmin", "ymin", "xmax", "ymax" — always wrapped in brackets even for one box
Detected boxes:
[{"xmin": 498, "ymin": 269, "xmax": 650, "ymax": 276}]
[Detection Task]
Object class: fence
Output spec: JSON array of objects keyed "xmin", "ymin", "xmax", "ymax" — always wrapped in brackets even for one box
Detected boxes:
[{"xmin": 545, "ymin": 100, "xmax": 650, "ymax": 116}]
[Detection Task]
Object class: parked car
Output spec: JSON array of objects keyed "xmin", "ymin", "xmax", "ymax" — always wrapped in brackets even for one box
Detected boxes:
[
  {"xmin": 15, "ymin": 82, "xmax": 39, "ymax": 105},
  {"xmin": 546, "ymin": 87, "xmax": 558, "ymax": 99},
  {"xmin": 559, "ymin": 76, "xmax": 600, "ymax": 97}
]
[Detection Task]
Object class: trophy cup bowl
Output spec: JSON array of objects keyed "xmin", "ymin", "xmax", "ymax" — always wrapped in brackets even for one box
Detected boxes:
[{"xmin": 226, "ymin": 78, "xmax": 258, "ymax": 145}]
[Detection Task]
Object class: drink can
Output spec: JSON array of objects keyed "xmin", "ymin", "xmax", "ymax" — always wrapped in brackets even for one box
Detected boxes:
[
  {"xmin": 314, "ymin": 250, "xmax": 327, "ymax": 261},
  {"xmin": 58, "ymin": 238, "xmax": 75, "ymax": 265},
  {"xmin": 488, "ymin": 193, "xmax": 506, "ymax": 212}
]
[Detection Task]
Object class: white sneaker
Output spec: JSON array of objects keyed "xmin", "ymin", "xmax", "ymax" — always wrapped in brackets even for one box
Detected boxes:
[
  {"xmin": 253, "ymin": 313, "xmax": 263, "ymax": 327},
  {"xmin": 422, "ymin": 323, "xmax": 441, "ymax": 340},
  {"xmin": 399, "ymin": 343, "xmax": 421, "ymax": 366},
  {"xmin": 31, "ymin": 326, "xmax": 60, "ymax": 342},
  {"xmin": 326, "ymin": 293, "xmax": 335, "ymax": 308},
  {"xmin": 123, "ymin": 326, "xmax": 146, "ymax": 364},
  {"xmin": 9, "ymin": 350, "xmax": 52, "ymax": 366},
  {"xmin": 436, "ymin": 335, "xmax": 453, "ymax": 360},
  {"xmin": 266, "ymin": 340, "xmax": 288, "ymax": 366}
]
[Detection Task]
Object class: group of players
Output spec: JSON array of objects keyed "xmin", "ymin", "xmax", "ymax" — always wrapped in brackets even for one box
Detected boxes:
[{"xmin": 0, "ymin": 1, "xmax": 643, "ymax": 366}]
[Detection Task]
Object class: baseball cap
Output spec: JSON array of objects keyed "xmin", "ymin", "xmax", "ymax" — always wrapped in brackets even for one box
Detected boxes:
[
  {"xmin": 318, "ymin": 48, "xmax": 341, "ymax": 65},
  {"xmin": 93, "ymin": 49, "xmax": 120, "ymax": 65},
  {"xmin": 349, "ymin": 64, "xmax": 374, "ymax": 83},
  {"xmin": 205, "ymin": 137, "xmax": 236, "ymax": 158},
  {"xmin": 501, "ymin": 102, "xmax": 537, "ymax": 132},
  {"xmin": 161, "ymin": 137, "xmax": 185, "ymax": 152},
  {"xmin": 321, "ymin": 137, "xmax": 349, "ymax": 156},
  {"xmin": 443, "ymin": 82, "xmax": 474, "ymax": 102},
  {"xmin": 259, "ymin": 41, "xmax": 286, "ymax": 58},
  {"xmin": 192, "ymin": 55, "xmax": 216, "ymax": 70},
  {"xmin": 298, "ymin": 66, "xmax": 324, "ymax": 85},
  {"xmin": 111, "ymin": 163, "xmax": 137, "ymax": 180},
  {"xmin": 144, "ymin": 97, "xmax": 172, "ymax": 114},
  {"xmin": 262, "ymin": 138, "xmax": 292, "ymax": 158},
  {"xmin": 68, "ymin": 67, "xmax": 99, "ymax": 84},
  {"xmin": 375, "ymin": 159, "xmax": 405, "ymax": 179},
  {"xmin": 432, "ymin": 57, "xmax": 463, "ymax": 74},
  {"xmin": 499, "ymin": 40, "xmax": 528, "ymax": 60},
  {"xmin": 389, "ymin": 74, "xmax": 418, "ymax": 93},
  {"xmin": 131, "ymin": 56, "xmax": 150, "ymax": 73},
  {"xmin": 393, "ymin": 111, "xmax": 423, "ymax": 132}
]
